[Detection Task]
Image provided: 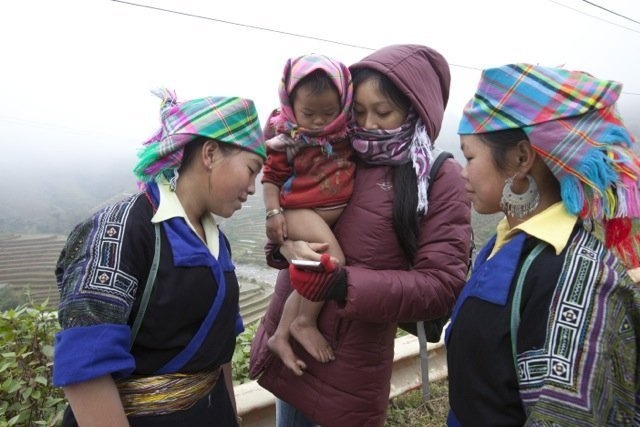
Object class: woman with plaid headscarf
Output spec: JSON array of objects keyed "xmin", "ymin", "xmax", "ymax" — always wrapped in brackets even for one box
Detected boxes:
[
  {"xmin": 446, "ymin": 64, "xmax": 640, "ymax": 426},
  {"xmin": 53, "ymin": 89, "xmax": 266, "ymax": 426}
]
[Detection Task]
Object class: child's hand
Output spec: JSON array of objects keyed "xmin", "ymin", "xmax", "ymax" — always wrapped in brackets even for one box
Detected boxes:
[
  {"xmin": 266, "ymin": 134, "xmax": 296, "ymax": 151},
  {"xmin": 266, "ymin": 212, "xmax": 288, "ymax": 244}
]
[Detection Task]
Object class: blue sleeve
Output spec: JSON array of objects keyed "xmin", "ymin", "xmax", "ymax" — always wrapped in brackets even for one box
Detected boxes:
[{"xmin": 53, "ymin": 324, "xmax": 135, "ymax": 387}]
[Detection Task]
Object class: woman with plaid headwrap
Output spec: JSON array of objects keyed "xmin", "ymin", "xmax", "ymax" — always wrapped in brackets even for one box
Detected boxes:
[
  {"xmin": 53, "ymin": 89, "xmax": 266, "ymax": 426},
  {"xmin": 446, "ymin": 64, "xmax": 640, "ymax": 426}
]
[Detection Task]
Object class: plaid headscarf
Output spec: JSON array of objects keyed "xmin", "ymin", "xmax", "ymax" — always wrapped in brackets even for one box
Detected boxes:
[
  {"xmin": 269, "ymin": 53, "xmax": 352, "ymax": 155},
  {"xmin": 134, "ymin": 88, "xmax": 265, "ymax": 186},
  {"xmin": 459, "ymin": 63, "xmax": 640, "ymax": 268}
]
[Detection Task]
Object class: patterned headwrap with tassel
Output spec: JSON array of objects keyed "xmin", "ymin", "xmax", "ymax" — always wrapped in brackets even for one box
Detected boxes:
[
  {"xmin": 458, "ymin": 63, "xmax": 640, "ymax": 269},
  {"xmin": 134, "ymin": 88, "xmax": 265, "ymax": 188},
  {"xmin": 269, "ymin": 53, "xmax": 353, "ymax": 156}
]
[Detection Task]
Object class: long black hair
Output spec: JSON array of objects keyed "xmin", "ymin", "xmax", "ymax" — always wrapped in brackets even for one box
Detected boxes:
[{"xmin": 352, "ymin": 69, "xmax": 420, "ymax": 261}]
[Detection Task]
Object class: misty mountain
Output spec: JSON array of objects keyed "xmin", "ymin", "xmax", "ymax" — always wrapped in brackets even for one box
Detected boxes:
[
  {"xmin": 2, "ymin": 114, "xmax": 638, "ymax": 237},
  {"xmin": 0, "ymin": 156, "xmax": 138, "ymax": 235},
  {"xmin": 0, "ymin": 154, "xmax": 269, "ymax": 237}
]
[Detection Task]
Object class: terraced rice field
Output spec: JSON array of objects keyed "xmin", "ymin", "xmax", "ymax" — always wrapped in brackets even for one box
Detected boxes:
[
  {"xmin": 0, "ymin": 225, "xmax": 277, "ymax": 326},
  {"xmin": 0, "ymin": 234, "xmax": 66, "ymax": 305}
]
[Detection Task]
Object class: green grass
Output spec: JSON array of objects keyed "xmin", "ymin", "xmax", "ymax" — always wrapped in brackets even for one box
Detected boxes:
[{"xmin": 385, "ymin": 380, "xmax": 449, "ymax": 426}]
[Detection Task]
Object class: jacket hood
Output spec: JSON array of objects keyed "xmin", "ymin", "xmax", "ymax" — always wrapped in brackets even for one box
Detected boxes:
[{"xmin": 350, "ymin": 44, "xmax": 451, "ymax": 141}]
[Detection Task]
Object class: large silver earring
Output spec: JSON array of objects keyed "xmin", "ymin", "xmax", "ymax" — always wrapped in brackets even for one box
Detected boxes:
[{"xmin": 500, "ymin": 174, "xmax": 540, "ymax": 218}]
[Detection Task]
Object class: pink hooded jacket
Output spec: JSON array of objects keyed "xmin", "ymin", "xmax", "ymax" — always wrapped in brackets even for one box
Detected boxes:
[{"xmin": 249, "ymin": 44, "xmax": 472, "ymax": 427}]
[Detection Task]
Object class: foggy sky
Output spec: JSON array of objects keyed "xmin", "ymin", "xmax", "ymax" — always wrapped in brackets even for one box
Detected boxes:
[{"xmin": 2, "ymin": 0, "xmax": 640, "ymax": 179}]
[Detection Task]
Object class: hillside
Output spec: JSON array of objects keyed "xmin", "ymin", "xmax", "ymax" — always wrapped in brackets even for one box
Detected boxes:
[
  {"xmin": 0, "ymin": 208, "xmax": 500, "ymax": 313},
  {"xmin": 0, "ymin": 162, "xmax": 503, "ymax": 314},
  {"xmin": 0, "ymin": 232, "xmax": 277, "ymax": 324}
]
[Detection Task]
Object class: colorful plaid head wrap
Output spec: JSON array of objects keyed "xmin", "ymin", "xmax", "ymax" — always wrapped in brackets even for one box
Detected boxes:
[
  {"xmin": 134, "ymin": 88, "xmax": 266, "ymax": 186},
  {"xmin": 459, "ymin": 63, "xmax": 640, "ymax": 269},
  {"xmin": 269, "ymin": 53, "xmax": 353, "ymax": 155}
]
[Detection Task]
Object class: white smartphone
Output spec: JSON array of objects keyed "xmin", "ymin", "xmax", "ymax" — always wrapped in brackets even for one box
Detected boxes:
[{"xmin": 291, "ymin": 259, "xmax": 324, "ymax": 271}]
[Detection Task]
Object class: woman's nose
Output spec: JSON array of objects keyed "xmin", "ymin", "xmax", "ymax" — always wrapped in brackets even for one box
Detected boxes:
[
  {"xmin": 359, "ymin": 113, "xmax": 377, "ymax": 130},
  {"xmin": 364, "ymin": 115, "xmax": 378, "ymax": 130}
]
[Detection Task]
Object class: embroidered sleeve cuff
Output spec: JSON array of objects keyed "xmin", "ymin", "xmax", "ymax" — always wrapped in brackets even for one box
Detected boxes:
[{"xmin": 53, "ymin": 324, "xmax": 135, "ymax": 387}]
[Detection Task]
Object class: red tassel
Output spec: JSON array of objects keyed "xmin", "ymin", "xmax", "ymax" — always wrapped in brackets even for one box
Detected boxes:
[{"xmin": 604, "ymin": 218, "xmax": 632, "ymax": 248}]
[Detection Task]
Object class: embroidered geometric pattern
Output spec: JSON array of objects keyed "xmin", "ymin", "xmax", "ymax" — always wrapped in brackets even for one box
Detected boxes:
[
  {"xmin": 57, "ymin": 193, "xmax": 143, "ymax": 328},
  {"xmin": 516, "ymin": 229, "xmax": 639, "ymax": 425},
  {"xmin": 78, "ymin": 197, "xmax": 138, "ymax": 301},
  {"xmin": 519, "ymin": 232, "xmax": 598, "ymax": 390}
]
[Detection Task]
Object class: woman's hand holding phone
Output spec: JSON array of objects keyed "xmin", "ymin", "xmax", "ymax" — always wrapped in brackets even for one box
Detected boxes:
[
  {"xmin": 291, "ymin": 259, "xmax": 325, "ymax": 272},
  {"xmin": 289, "ymin": 254, "xmax": 345, "ymax": 301}
]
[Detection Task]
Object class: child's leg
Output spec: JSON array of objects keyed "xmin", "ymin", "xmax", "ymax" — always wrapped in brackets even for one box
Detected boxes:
[
  {"xmin": 283, "ymin": 208, "xmax": 344, "ymax": 363},
  {"xmin": 285, "ymin": 208, "xmax": 345, "ymax": 264},
  {"xmin": 290, "ymin": 297, "xmax": 334, "ymax": 362},
  {"xmin": 267, "ymin": 291, "xmax": 307, "ymax": 376}
]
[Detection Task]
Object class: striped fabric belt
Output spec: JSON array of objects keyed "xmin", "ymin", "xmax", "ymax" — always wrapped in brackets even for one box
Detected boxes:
[{"xmin": 115, "ymin": 366, "xmax": 222, "ymax": 416}]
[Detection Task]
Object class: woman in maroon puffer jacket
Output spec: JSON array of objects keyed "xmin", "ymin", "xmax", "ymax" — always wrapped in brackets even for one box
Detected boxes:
[{"xmin": 249, "ymin": 44, "xmax": 472, "ymax": 427}]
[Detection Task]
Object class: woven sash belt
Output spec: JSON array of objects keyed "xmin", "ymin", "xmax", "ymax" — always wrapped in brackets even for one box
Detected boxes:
[{"xmin": 115, "ymin": 366, "xmax": 222, "ymax": 416}]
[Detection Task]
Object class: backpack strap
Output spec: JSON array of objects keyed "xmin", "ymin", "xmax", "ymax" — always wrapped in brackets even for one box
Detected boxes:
[
  {"xmin": 426, "ymin": 150, "xmax": 453, "ymax": 199},
  {"xmin": 129, "ymin": 222, "xmax": 161, "ymax": 350},
  {"xmin": 427, "ymin": 150, "xmax": 475, "ymax": 269},
  {"xmin": 510, "ymin": 241, "xmax": 547, "ymax": 383},
  {"xmin": 417, "ymin": 150, "xmax": 453, "ymax": 399}
]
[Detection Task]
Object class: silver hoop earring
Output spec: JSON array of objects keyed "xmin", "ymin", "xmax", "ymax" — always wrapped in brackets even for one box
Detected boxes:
[{"xmin": 500, "ymin": 174, "xmax": 540, "ymax": 218}]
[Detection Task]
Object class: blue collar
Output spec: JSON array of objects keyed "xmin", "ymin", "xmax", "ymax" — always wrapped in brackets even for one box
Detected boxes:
[{"xmin": 445, "ymin": 232, "xmax": 528, "ymax": 343}]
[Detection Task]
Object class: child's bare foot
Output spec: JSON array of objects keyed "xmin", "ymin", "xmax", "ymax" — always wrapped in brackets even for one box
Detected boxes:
[
  {"xmin": 290, "ymin": 318, "xmax": 335, "ymax": 363},
  {"xmin": 267, "ymin": 334, "xmax": 307, "ymax": 376}
]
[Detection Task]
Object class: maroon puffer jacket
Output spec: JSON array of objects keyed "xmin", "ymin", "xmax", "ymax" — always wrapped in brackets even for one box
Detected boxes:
[{"xmin": 249, "ymin": 45, "xmax": 472, "ymax": 426}]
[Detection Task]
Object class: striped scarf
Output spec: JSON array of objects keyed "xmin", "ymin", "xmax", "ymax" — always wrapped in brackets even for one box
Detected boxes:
[
  {"xmin": 349, "ymin": 111, "xmax": 434, "ymax": 213},
  {"xmin": 269, "ymin": 53, "xmax": 352, "ymax": 156},
  {"xmin": 458, "ymin": 63, "xmax": 640, "ymax": 268}
]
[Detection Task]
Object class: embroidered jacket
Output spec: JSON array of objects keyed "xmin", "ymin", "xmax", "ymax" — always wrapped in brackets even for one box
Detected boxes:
[
  {"xmin": 446, "ymin": 226, "xmax": 639, "ymax": 426},
  {"xmin": 54, "ymin": 182, "xmax": 242, "ymax": 386}
]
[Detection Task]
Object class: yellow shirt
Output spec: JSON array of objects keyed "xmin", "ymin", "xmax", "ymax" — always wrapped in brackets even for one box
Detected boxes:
[
  {"xmin": 151, "ymin": 178, "xmax": 220, "ymax": 258},
  {"xmin": 490, "ymin": 202, "xmax": 577, "ymax": 259}
]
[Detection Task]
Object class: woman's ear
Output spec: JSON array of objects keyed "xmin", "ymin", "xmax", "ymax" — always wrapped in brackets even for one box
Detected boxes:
[
  {"xmin": 202, "ymin": 139, "xmax": 219, "ymax": 170},
  {"xmin": 514, "ymin": 140, "xmax": 536, "ymax": 176}
]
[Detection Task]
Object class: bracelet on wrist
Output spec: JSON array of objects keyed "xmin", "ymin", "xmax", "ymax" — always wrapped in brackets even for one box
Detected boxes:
[{"xmin": 265, "ymin": 207, "xmax": 284, "ymax": 220}]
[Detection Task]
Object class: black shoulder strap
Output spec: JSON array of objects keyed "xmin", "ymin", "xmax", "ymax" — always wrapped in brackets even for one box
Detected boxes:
[
  {"xmin": 130, "ymin": 222, "xmax": 161, "ymax": 350},
  {"xmin": 426, "ymin": 150, "xmax": 453, "ymax": 199},
  {"xmin": 427, "ymin": 150, "xmax": 475, "ymax": 269},
  {"xmin": 416, "ymin": 150, "xmax": 455, "ymax": 399}
]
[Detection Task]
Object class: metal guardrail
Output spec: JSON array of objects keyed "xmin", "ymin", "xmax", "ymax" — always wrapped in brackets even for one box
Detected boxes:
[{"xmin": 235, "ymin": 335, "xmax": 448, "ymax": 427}]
